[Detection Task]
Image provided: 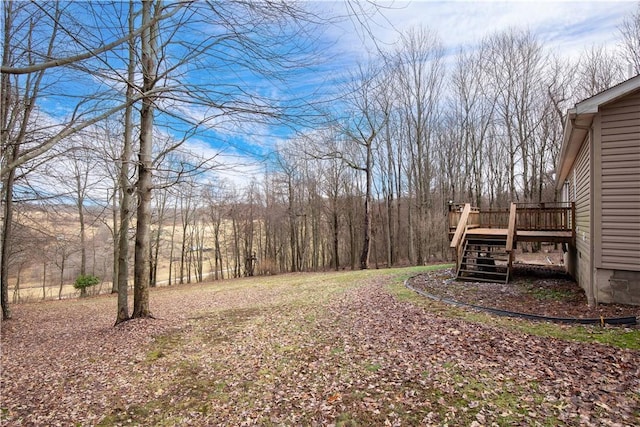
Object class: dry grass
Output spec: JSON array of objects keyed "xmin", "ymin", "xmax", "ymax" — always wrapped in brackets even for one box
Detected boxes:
[{"xmin": 2, "ymin": 266, "xmax": 639, "ymax": 426}]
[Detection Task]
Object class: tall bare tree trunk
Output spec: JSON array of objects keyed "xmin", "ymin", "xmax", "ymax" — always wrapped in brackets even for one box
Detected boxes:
[
  {"xmin": 0, "ymin": 3, "xmax": 11, "ymax": 319},
  {"xmin": 111, "ymin": 187, "xmax": 119, "ymax": 293},
  {"xmin": 75, "ymin": 166, "xmax": 88, "ymax": 298},
  {"xmin": 42, "ymin": 261, "xmax": 47, "ymax": 300},
  {"xmin": 359, "ymin": 138, "xmax": 373, "ymax": 270},
  {"xmin": 287, "ymin": 176, "xmax": 298, "ymax": 272},
  {"xmin": 1, "ymin": 163, "xmax": 15, "ymax": 319},
  {"xmin": 57, "ymin": 253, "xmax": 66, "ymax": 300},
  {"xmin": 150, "ymin": 190, "xmax": 167, "ymax": 287},
  {"xmin": 115, "ymin": 0, "xmax": 137, "ymax": 325},
  {"xmin": 168, "ymin": 199, "xmax": 178, "ymax": 285},
  {"xmin": 332, "ymin": 200, "xmax": 340, "ymax": 271},
  {"xmin": 132, "ymin": 0, "xmax": 158, "ymax": 319}
]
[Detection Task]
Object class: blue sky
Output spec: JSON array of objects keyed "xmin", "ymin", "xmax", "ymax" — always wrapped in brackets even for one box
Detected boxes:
[
  {"xmin": 29, "ymin": 1, "xmax": 638, "ymax": 191},
  {"xmin": 209, "ymin": 0, "xmax": 638, "ymax": 185}
]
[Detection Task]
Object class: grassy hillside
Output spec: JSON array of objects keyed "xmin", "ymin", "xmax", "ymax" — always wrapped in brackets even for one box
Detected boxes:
[{"xmin": 2, "ymin": 266, "xmax": 638, "ymax": 426}]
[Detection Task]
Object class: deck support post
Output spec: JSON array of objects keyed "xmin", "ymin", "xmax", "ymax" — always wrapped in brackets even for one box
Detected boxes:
[{"xmin": 506, "ymin": 202, "xmax": 517, "ymax": 277}]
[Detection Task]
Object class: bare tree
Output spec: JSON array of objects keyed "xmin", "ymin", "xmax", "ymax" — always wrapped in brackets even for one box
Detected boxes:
[
  {"xmin": 115, "ymin": 0, "xmax": 138, "ymax": 324},
  {"xmin": 273, "ymin": 148, "xmax": 303, "ymax": 272},
  {"xmin": 131, "ymin": 0, "xmax": 159, "ymax": 318},
  {"xmin": 49, "ymin": 139, "xmax": 101, "ymax": 279},
  {"xmin": 203, "ymin": 183, "xmax": 228, "ymax": 280},
  {"xmin": 318, "ymin": 129, "xmax": 350, "ymax": 270},
  {"xmin": 53, "ymin": 232, "xmax": 79, "ymax": 300},
  {"xmin": 0, "ymin": 0, "xmax": 166, "ymax": 320},
  {"xmin": 338, "ymin": 63, "xmax": 391, "ymax": 269},
  {"xmin": 448, "ymin": 46, "xmax": 497, "ymax": 207},
  {"xmin": 1, "ymin": 1, "xmax": 59, "ymax": 319},
  {"xmin": 124, "ymin": 0, "xmax": 340, "ymax": 317},
  {"xmin": 619, "ymin": 2, "xmax": 640, "ymax": 75},
  {"xmin": 483, "ymin": 29, "xmax": 548, "ymax": 203},
  {"xmin": 176, "ymin": 180, "xmax": 197, "ymax": 284},
  {"xmin": 150, "ymin": 186, "xmax": 169, "ymax": 287},
  {"xmin": 574, "ymin": 45, "xmax": 625, "ymax": 100},
  {"xmin": 393, "ymin": 26, "xmax": 444, "ymax": 262}
]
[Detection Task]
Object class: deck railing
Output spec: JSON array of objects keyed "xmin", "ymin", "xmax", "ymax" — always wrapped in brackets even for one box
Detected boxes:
[
  {"xmin": 479, "ymin": 209, "xmax": 509, "ymax": 228},
  {"xmin": 448, "ymin": 203, "xmax": 479, "ymax": 234},
  {"xmin": 448, "ymin": 202, "xmax": 575, "ymax": 235},
  {"xmin": 514, "ymin": 203, "xmax": 574, "ymax": 232}
]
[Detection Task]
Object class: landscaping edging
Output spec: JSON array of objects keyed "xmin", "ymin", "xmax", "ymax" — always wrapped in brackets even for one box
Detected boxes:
[{"xmin": 404, "ymin": 276, "xmax": 638, "ymax": 326}]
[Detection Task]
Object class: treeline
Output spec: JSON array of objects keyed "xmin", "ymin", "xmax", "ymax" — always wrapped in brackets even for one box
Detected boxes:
[{"xmin": 2, "ymin": 1, "xmax": 639, "ymax": 320}]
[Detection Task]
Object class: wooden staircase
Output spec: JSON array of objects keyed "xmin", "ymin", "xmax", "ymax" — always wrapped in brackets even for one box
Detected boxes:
[{"xmin": 456, "ymin": 236, "xmax": 510, "ymax": 283}]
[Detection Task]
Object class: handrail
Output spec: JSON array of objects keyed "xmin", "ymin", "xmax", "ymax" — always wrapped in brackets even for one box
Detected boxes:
[
  {"xmin": 506, "ymin": 202, "xmax": 517, "ymax": 252},
  {"xmin": 450, "ymin": 203, "xmax": 471, "ymax": 249},
  {"xmin": 456, "ymin": 227, "xmax": 467, "ymax": 274}
]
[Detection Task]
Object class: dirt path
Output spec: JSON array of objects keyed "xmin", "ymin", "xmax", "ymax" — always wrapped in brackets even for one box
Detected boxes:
[{"xmin": 1, "ymin": 269, "xmax": 638, "ymax": 426}]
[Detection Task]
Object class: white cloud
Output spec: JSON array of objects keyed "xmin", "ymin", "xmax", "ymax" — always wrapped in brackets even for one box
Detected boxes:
[
  {"xmin": 180, "ymin": 135, "xmax": 273, "ymax": 189},
  {"xmin": 329, "ymin": 0, "xmax": 635, "ymax": 57}
]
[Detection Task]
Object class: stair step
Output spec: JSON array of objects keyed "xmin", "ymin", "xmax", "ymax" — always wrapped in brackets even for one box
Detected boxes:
[
  {"xmin": 465, "ymin": 260, "xmax": 508, "ymax": 263},
  {"xmin": 460, "ymin": 269, "xmax": 507, "ymax": 277},
  {"xmin": 461, "ymin": 260, "xmax": 507, "ymax": 265},
  {"xmin": 469, "ymin": 243, "xmax": 507, "ymax": 245},
  {"xmin": 465, "ymin": 248, "xmax": 507, "ymax": 252},
  {"xmin": 457, "ymin": 274, "xmax": 508, "ymax": 283},
  {"xmin": 466, "ymin": 247, "xmax": 506, "ymax": 251},
  {"xmin": 468, "ymin": 237, "xmax": 506, "ymax": 240},
  {"xmin": 463, "ymin": 253, "xmax": 508, "ymax": 256},
  {"xmin": 459, "ymin": 269, "xmax": 508, "ymax": 276},
  {"xmin": 463, "ymin": 253, "xmax": 509, "ymax": 258},
  {"xmin": 463, "ymin": 253, "xmax": 508, "ymax": 257},
  {"xmin": 467, "ymin": 241, "xmax": 506, "ymax": 244},
  {"xmin": 467, "ymin": 242, "xmax": 506, "ymax": 246},
  {"xmin": 459, "ymin": 269, "xmax": 509, "ymax": 276}
]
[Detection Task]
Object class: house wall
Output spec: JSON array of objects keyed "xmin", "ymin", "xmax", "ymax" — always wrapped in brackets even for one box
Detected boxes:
[
  {"xmin": 561, "ymin": 172, "xmax": 577, "ymax": 279},
  {"xmin": 598, "ymin": 90, "xmax": 640, "ymax": 270},
  {"xmin": 573, "ymin": 133, "xmax": 593, "ymax": 304},
  {"xmin": 575, "ymin": 137, "xmax": 594, "ymax": 304},
  {"xmin": 593, "ymin": 89, "xmax": 640, "ymax": 305}
]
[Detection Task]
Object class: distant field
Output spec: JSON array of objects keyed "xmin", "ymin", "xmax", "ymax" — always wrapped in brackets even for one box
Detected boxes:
[
  {"xmin": 1, "ymin": 266, "xmax": 638, "ymax": 426},
  {"xmin": 13, "ymin": 269, "xmax": 224, "ymax": 303},
  {"xmin": 8, "ymin": 206, "xmax": 245, "ymax": 304}
]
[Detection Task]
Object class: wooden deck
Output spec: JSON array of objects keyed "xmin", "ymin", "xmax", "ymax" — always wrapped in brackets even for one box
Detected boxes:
[
  {"xmin": 516, "ymin": 230, "xmax": 573, "ymax": 243},
  {"xmin": 466, "ymin": 228, "xmax": 574, "ymax": 243},
  {"xmin": 466, "ymin": 228, "xmax": 507, "ymax": 237},
  {"xmin": 448, "ymin": 202, "xmax": 575, "ymax": 283}
]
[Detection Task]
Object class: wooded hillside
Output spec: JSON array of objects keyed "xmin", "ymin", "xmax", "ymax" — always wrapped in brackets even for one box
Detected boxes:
[{"xmin": 2, "ymin": 1, "xmax": 639, "ymax": 320}]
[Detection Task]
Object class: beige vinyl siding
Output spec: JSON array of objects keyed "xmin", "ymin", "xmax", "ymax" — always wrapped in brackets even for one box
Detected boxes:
[
  {"xmin": 561, "ymin": 180, "xmax": 572, "ymax": 205},
  {"xmin": 564, "ymin": 160, "xmax": 576, "ymax": 206},
  {"xmin": 574, "ymin": 135, "xmax": 591, "ymax": 289},
  {"xmin": 600, "ymin": 90, "xmax": 640, "ymax": 271}
]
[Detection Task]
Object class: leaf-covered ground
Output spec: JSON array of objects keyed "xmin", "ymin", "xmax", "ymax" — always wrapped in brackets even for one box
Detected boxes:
[{"xmin": 1, "ymin": 266, "xmax": 639, "ymax": 426}]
